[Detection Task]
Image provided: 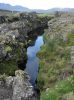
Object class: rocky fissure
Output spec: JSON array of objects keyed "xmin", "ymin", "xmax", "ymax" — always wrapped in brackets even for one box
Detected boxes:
[
  {"xmin": 0, "ymin": 12, "xmax": 51, "ymax": 100},
  {"xmin": 0, "ymin": 12, "xmax": 49, "ymax": 75}
]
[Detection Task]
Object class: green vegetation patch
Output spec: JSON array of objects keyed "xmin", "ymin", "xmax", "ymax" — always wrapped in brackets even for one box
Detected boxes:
[
  {"xmin": 0, "ymin": 60, "xmax": 18, "ymax": 76},
  {"xmin": 37, "ymin": 34, "xmax": 71, "ymax": 90},
  {"xmin": 5, "ymin": 46, "xmax": 12, "ymax": 52},
  {"xmin": 37, "ymin": 13, "xmax": 54, "ymax": 18},
  {"xmin": 67, "ymin": 33, "xmax": 74, "ymax": 46},
  {"xmin": 41, "ymin": 76, "xmax": 74, "ymax": 100}
]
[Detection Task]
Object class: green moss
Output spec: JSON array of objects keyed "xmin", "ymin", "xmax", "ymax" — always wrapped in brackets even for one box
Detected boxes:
[
  {"xmin": 67, "ymin": 33, "xmax": 74, "ymax": 46},
  {"xmin": 0, "ymin": 60, "xmax": 18, "ymax": 76},
  {"xmin": 0, "ymin": 42, "xmax": 27, "ymax": 76},
  {"xmin": 5, "ymin": 46, "xmax": 12, "ymax": 52},
  {"xmin": 41, "ymin": 76, "xmax": 74, "ymax": 100}
]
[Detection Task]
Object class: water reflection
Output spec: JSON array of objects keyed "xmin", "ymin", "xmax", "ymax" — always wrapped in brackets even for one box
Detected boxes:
[{"xmin": 26, "ymin": 36, "xmax": 44, "ymax": 85}]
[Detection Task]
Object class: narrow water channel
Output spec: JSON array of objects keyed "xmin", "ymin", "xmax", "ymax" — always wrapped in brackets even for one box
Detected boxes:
[{"xmin": 26, "ymin": 36, "xmax": 44, "ymax": 86}]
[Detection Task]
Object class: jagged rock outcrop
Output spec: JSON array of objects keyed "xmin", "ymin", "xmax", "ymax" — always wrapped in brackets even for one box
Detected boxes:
[
  {"xmin": 0, "ymin": 12, "xmax": 50, "ymax": 75},
  {"xmin": 0, "ymin": 12, "xmax": 51, "ymax": 100},
  {"xmin": 0, "ymin": 70, "xmax": 39, "ymax": 100}
]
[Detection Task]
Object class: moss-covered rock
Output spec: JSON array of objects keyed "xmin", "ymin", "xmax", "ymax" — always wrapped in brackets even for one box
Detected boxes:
[
  {"xmin": 0, "ymin": 12, "xmax": 51, "ymax": 75},
  {"xmin": 0, "ymin": 60, "xmax": 18, "ymax": 76}
]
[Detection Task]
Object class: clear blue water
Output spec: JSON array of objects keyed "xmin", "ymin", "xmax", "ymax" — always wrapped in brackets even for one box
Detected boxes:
[{"xmin": 26, "ymin": 36, "xmax": 44, "ymax": 85}]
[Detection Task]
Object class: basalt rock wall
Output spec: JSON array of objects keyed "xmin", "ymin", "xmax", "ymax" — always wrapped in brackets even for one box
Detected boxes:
[{"xmin": 0, "ymin": 12, "xmax": 50, "ymax": 75}]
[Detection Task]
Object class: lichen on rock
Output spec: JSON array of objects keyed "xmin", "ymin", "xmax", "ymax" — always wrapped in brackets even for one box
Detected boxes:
[{"xmin": 0, "ymin": 70, "xmax": 39, "ymax": 100}]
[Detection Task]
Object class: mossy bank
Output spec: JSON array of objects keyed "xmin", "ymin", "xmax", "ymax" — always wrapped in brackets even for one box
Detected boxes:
[{"xmin": 37, "ymin": 12, "xmax": 74, "ymax": 100}]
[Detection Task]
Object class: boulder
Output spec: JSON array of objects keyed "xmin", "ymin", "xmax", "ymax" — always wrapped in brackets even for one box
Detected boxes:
[{"xmin": 0, "ymin": 70, "xmax": 39, "ymax": 100}]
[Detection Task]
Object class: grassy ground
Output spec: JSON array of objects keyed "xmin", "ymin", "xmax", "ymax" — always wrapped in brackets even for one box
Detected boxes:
[
  {"xmin": 41, "ymin": 75, "xmax": 74, "ymax": 100},
  {"xmin": 0, "ymin": 9, "xmax": 18, "ymax": 16},
  {"xmin": 37, "ymin": 28, "xmax": 74, "ymax": 100},
  {"xmin": 37, "ymin": 13, "xmax": 54, "ymax": 18}
]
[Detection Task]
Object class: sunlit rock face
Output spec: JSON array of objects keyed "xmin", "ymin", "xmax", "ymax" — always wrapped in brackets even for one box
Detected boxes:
[{"xmin": 0, "ymin": 70, "xmax": 39, "ymax": 100}]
